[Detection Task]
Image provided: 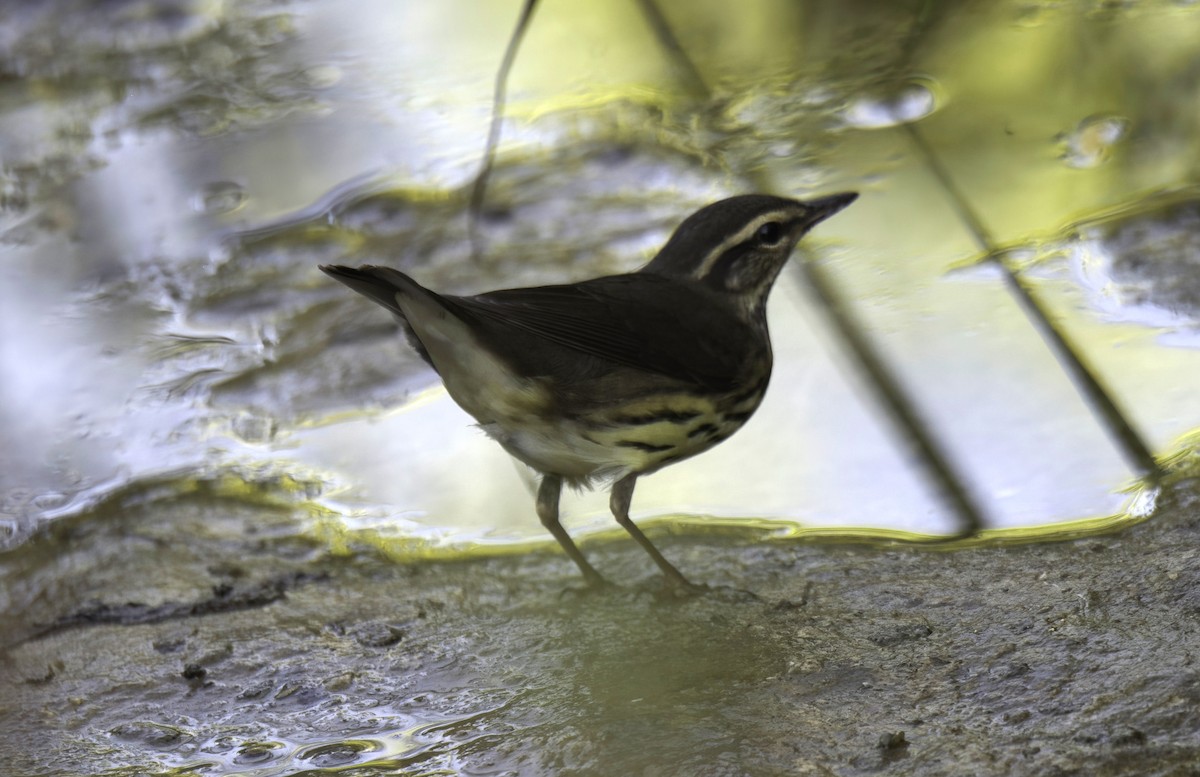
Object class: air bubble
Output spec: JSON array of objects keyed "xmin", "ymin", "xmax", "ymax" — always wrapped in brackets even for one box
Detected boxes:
[
  {"xmin": 1058, "ymin": 114, "xmax": 1128, "ymax": 169},
  {"xmin": 193, "ymin": 181, "xmax": 247, "ymax": 215},
  {"xmin": 299, "ymin": 740, "xmax": 377, "ymax": 767},
  {"xmin": 842, "ymin": 79, "xmax": 940, "ymax": 129},
  {"xmin": 233, "ymin": 743, "xmax": 282, "ymax": 765}
]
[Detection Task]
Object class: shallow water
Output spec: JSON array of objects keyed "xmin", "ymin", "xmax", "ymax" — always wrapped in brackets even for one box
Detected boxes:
[
  {"xmin": 4, "ymin": 0, "xmax": 1198, "ymax": 555},
  {"xmin": 5, "ymin": 2, "xmax": 1200, "ymax": 773}
]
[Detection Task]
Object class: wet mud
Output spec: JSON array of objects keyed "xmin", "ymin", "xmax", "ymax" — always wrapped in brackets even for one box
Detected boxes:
[{"xmin": 2, "ymin": 477, "xmax": 1199, "ymax": 775}]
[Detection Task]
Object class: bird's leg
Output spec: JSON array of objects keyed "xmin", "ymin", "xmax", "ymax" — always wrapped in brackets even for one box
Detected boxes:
[
  {"xmin": 536, "ymin": 474, "xmax": 608, "ymax": 587},
  {"xmin": 610, "ymin": 474, "xmax": 703, "ymax": 592}
]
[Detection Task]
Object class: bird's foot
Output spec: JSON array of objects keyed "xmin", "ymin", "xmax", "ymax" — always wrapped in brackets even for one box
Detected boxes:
[{"xmin": 557, "ymin": 570, "xmax": 616, "ymax": 600}]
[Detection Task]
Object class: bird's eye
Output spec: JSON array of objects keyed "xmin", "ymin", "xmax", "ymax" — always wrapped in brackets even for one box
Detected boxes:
[{"xmin": 755, "ymin": 221, "xmax": 784, "ymax": 246}]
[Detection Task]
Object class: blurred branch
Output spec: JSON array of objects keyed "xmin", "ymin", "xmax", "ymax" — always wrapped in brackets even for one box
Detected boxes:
[
  {"xmin": 905, "ymin": 122, "xmax": 1162, "ymax": 483},
  {"xmin": 788, "ymin": 255, "xmax": 989, "ymax": 537},
  {"xmin": 637, "ymin": 3, "xmax": 987, "ymax": 535},
  {"xmin": 637, "ymin": 2, "xmax": 988, "ymax": 536},
  {"xmin": 468, "ymin": 0, "xmax": 539, "ymax": 262},
  {"xmin": 632, "ymin": 0, "xmax": 709, "ymax": 97},
  {"xmin": 471, "ymin": 0, "xmax": 992, "ymax": 536}
]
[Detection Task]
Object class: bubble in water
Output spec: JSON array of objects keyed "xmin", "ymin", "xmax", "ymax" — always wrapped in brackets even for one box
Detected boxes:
[
  {"xmin": 230, "ymin": 412, "xmax": 278, "ymax": 444},
  {"xmin": 1057, "ymin": 114, "xmax": 1129, "ymax": 169},
  {"xmin": 233, "ymin": 743, "xmax": 283, "ymax": 765},
  {"xmin": 31, "ymin": 492, "xmax": 68, "ymax": 510},
  {"xmin": 842, "ymin": 79, "xmax": 940, "ymax": 129},
  {"xmin": 108, "ymin": 722, "xmax": 193, "ymax": 750},
  {"xmin": 299, "ymin": 740, "xmax": 377, "ymax": 767},
  {"xmin": 193, "ymin": 180, "xmax": 247, "ymax": 215}
]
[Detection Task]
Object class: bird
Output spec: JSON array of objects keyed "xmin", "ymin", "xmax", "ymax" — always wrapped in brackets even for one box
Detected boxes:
[{"xmin": 320, "ymin": 191, "xmax": 857, "ymax": 591}]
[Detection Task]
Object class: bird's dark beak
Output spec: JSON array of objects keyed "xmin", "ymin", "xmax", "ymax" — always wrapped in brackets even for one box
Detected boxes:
[{"xmin": 803, "ymin": 191, "xmax": 859, "ymax": 228}]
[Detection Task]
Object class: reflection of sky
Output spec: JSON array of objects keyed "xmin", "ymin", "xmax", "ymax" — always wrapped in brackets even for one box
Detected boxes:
[{"xmin": 3, "ymin": 0, "xmax": 1200, "ymax": 547}]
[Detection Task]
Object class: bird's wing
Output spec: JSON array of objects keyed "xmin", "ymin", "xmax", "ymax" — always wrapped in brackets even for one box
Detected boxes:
[{"xmin": 445, "ymin": 274, "xmax": 751, "ymax": 391}]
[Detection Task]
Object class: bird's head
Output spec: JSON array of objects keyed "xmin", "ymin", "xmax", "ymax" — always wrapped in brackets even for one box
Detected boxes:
[{"xmin": 644, "ymin": 192, "xmax": 857, "ymax": 317}]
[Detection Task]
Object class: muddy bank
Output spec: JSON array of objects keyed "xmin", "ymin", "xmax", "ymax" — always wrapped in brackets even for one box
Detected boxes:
[{"xmin": 1, "ymin": 477, "xmax": 1199, "ymax": 776}]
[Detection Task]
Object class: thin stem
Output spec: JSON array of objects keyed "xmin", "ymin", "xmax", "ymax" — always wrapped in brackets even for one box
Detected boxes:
[
  {"xmin": 634, "ymin": 4, "xmax": 988, "ymax": 535},
  {"xmin": 904, "ymin": 122, "xmax": 1161, "ymax": 482},
  {"xmin": 789, "ymin": 258, "xmax": 989, "ymax": 537},
  {"xmin": 632, "ymin": 0, "xmax": 709, "ymax": 98},
  {"xmin": 468, "ymin": 0, "xmax": 539, "ymax": 262}
]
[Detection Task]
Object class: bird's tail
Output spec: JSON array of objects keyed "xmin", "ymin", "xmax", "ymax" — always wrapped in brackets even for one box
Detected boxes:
[
  {"xmin": 320, "ymin": 263, "xmax": 457, "ymax": 367},
  {"xmin": 319, "ymin": 264, "xmax": 432, "ymax": 318}
]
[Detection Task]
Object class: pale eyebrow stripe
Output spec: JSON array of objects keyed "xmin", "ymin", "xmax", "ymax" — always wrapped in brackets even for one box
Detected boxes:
[{"xmin": 693, "ymin": 209, "xmax": 800, "ymax": 277}]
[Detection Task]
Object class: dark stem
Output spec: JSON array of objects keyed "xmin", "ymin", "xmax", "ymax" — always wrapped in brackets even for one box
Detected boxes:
[
  {"xmin": 468, "ymin": 0, "xmax": 539, "ymax": 261},
  {"xmin": 632, "ymin": 0, "xmax": 709, "ymax": 97},
  {"xmin": 904, "ymin": 122, "xmax": 1162, "ymax": 482},
  {"xmin": 788, "ymin": 258, "xmax": 989, "ymax": 537}
]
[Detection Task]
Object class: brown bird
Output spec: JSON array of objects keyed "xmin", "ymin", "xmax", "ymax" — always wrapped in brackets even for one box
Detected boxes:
[{"xmin": 321, "ymin": 191, "xmax": 857, "ymax": 590}]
